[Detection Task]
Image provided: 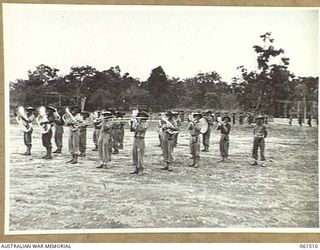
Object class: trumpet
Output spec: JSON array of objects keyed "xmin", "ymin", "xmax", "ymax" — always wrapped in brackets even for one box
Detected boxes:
[
  {"xmin": 36, "ymin": 106, "xmax": 51, "ymax": 134},
  {"xmin": 15, "ymin": 106, "xmax": 33, "ymax": 132}
]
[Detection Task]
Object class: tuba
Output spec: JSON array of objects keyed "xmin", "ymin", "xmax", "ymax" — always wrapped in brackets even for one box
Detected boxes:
[
  {"xmin": 36, "ymin": 106, "xmax": 51, "ymax": 134},
  {"xmin": 62, "ymin": 107, "xmax": 80, "ymax": 131},
  {"xmin": 15, "ymin": 106, "xmax": 32, "ymax": 132}
]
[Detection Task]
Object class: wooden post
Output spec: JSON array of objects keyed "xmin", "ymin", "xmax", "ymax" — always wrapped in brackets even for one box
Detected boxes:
[{"xmin": 303, "ymin": 97, "xmax": 307, "ymax": 123}]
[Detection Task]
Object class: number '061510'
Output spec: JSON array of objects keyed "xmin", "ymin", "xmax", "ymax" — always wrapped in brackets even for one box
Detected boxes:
[{"xmin": 300, "ymin": 244, "xmax": 319, "ymax": 248}]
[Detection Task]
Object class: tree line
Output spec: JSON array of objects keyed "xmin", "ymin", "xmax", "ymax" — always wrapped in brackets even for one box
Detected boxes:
[{"xmin": 10, "ymin": 33, "xmax": 318, "ymax": 117}]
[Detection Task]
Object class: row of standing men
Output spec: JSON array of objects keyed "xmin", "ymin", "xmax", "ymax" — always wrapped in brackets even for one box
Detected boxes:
[{"xmin": 16, "ymin": 106, "xmax": 268, "ymax": 174}]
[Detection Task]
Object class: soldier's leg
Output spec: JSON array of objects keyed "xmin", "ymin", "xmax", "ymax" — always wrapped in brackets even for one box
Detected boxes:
[
  {"xmin": 138, "ymin": 142, "xmax": 145, "ymax": 173},
  {"xmin": 260, "ymin": 138, "xmax": 266, "ymax": 161},
  {"xmin": 194, "ymin": 140, "xmax": 200, "ymax": 167},
  {"xmin": 67, "ymin": 131, "xmax": 74, "ymax": 163},
  {"xmin": 119, "ymin": 128, "xmax": 124, "ymax": 149},
  {"xmin": 219, "ymin": 135, "xmax": 225, "ymax": 160},
  {"xmin": 224, "ymin": 136, "xmax": 229, "ymax": 159},
  {"xmin": 251, "ymin": 137, "xmax": 259, "ymax": 165},
  {"xmin": 71, "ymin": 131, "xmax": 79, "ymax": 164}
]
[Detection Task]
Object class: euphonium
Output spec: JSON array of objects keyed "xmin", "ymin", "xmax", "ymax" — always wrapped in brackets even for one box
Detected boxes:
[
  {"xmin": 15, "ymin": 106, "xmax": 32, "ymax": 132},
  {"xmin": 62, "ymin": 107, "xmax": 79, "ymax": 131},
  {"xmin": 36, "ymin": 106, "xmax": 51, "ymax": 134}
]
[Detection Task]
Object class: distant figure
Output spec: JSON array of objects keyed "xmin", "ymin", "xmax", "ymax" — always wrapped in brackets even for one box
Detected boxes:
[
  {"xmin": 217, "ymin": 115, "xmax": 231, "ymax": 163},
  {"xmin": 202, "ymin": 110, "xmax": 214, "ymax": 152},
  {"xmin": 298, "ymin": 115, "xmax": 303, "ymax": 127},
  {"xmin": 251, "ymin": 115, "xmax": 268, "ymax": 167},
  {"xmin": 188, "ymin": 112, "xmax": 202, "ymax": 168},
  {"xmin": 232, "ymin": 113, "xmax": 236, "ymax": 125},
  {"xmin": 289, "ymin": 115, "xmax": 293, "ymax": 126},
  {"xmin": 307, "ymin": 115, "xmax": 312, "ymax": 127},
  {"xmin": 264, "ymin": 115, "xmax": 268, "ymax": 125},
  {"xmin": 239, "ymin": 113, "xmax": 244, "ymax": 125}
]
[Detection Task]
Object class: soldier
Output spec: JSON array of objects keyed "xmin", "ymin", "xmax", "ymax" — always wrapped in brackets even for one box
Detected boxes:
[
  {"xmin": 289, "ymin": 115, "xmax": 293, "ymax": 126},
  {"xmin": 40, "ymin": 106, "xmax": 56, "ymax": 159},
  {"xmin": 307, "ymin": 114, "xmax": 312, "ymax": 127},
  {"xmin": 92, "ymin": 109, "xmax": 102, "ymax": 151},
  {"xmin": 232, "ymin": 113, "xmax": 236, "ymax": 125},
  {"xmin": 239, "ymin": 112, "xmax": 244, "ymax": 125},
  {"xmin": 112, "ymin": 111, "xmax": 122, "ymax": 154},
  {"xmin": 119, "ymin": 112, "xmax": 126, "ymax": 149},
  {"xmin": 79, "ymin": 111, "xmax": 90, "ymax": 157},
  {"xmin": 96, "ymin": 111, "xmax": 114, "ymax": 169},
  {"xmin": 202, "ymin": 110, "xmax": 214, "ymax": 152},
  {"xmin": 16, "ymin": 106, "xmax": 35, "ymax": 155},
  {"xmin": 188, "ymin": 112, "xmax": 202, "ymax": 168},
  {"xmin": 172, "ymin": 111, "xmax": 181, "ymax": 149},
  {"xmin": 217, "ymin": 115, "xmax": 231, "ymax": 163},
  {"xmin": 298, "ymin": 114, "xmax": 303, "ymax": 127},
  {"xmin": 251, "ymin": 115, "xmax": 268, "ymax": 167},
  {"xmin": 160, "ymin": 111, "xmax": 179, "ymax": 172},
  {"xmin": 53, "ymin": 107, "xmax": 64, "ymax": 154},
  {"xmin": 66, "ymin": 106, "xmax": 83, "ymax": 164},
  {"xmin": 130, "ymin": 111, "xmax": 149, "ymax": 175},
  {"xmin": 158, "ymin": 113, "xmax": 164, "ymax": 147}
]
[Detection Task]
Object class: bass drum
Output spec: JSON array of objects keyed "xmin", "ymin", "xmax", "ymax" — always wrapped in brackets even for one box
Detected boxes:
[{"xmin": 199, "ymin": 117, "xmax": 208, "ymax": 134}]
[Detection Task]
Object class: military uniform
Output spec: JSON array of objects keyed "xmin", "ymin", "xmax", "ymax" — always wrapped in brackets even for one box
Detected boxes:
[
  {"xmin": 112, "ymin": 122, "xmax": 122, "ymax": 154},
  {"xmin": 79, "ymin": 112, "xmax": 90, "ymax": 157},
  {"xmin": 217, "ymin": 116, "xmax": 231, "ymax": 162},
  {"xmin": 202, "ymin": 111, "xmax": 214, "ymax": 152},
  {"xmin": 130, "ymin": 112, "xmax": 149, "ymax": 174},
  {"xmin": 188, "ymin": 114, "xmax": 202, "ymax": 167},
  {"xmin": 21, "ymin": 108, "xmax": 35, "ymax": 155},
  {"xmin": 92, "ymin": 120, "xmax": 101, "ymax": 151},
  {"xmin": 40, "ymin": 110, "xmax": 56, "ymax": 159},
  {"xmin": 251, "ymin": 115, "xmax": 268, "ymax": 166},
  {"xmin": 173, "ymin": 113, "xmax": 181, "ymax": 149},
  {"xmin": 97, "ymin": 112, "xmax": 114, "ymax": 169},
  {"xmin": 66, "ymin": 110, "xmax": 83, "ymax": 164},
  {"xmin": 161, "ymin": 112, "xmax": 179, "ymax": 171},
  {"xmin": 53, "ymin": 110, "xmax": 64, "ymax": 153}
]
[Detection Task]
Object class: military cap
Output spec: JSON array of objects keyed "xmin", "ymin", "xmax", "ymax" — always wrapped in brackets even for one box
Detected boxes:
[{"xmin": 26, "ymin": 106, "xmax": 35, "ymax": 111}]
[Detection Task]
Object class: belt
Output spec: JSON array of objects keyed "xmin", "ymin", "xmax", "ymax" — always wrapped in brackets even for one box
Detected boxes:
[{"xmin": 134, "ymin": 136, "xmax": 144, "ymax": 139}]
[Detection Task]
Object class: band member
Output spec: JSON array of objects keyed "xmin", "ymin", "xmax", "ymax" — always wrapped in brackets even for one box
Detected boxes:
[
  {"xmin": 202, "ymin": 110, "xmax": 214, "ymax": 152},
  {"xmin": 289, "ymin": 115, "xmax": 293, "ymax": 126},
  {"xmin": 97, "ymin": 111, "xmax": 114, "ymax": 169},
  {"xmin": 251, "ymin": 115, "xmax": 268, "ymax": 167},
  {"xmin": 112, "ymin": 111, "xmax": 122, "ymax": 154},
  {"xmin": 92, "ymin": 110, "xmax": 102, "ymax": 151},
  {"xmin": 217, "ymin": 115, "xmax": 231, "ymax": 163},
  {"xmin": 307, "ymin": 114, "xmax": 312, "ymax": 127},
  {"xmin": 161, "ymin": 111, "xmax": 179, "ymax": 172},
  {"xmin": 66, "ymin": 106, "xmax": 83, "ymax": 164},
  {"xmin": 119, "ymin": 112, "xmax": 126, "ymax": 149},
  {"xmin": 40, "ymin": 106, "xmax": 56, "ymax": 159},
  {"xmin": 130, "ymin": 111, "xmax": 149, "ymax": 175},
  {"xmin": 53, "ymin": 107, "xmax": 64, "ymax": 154},
  {"xmin": 232, "ymin": 113, "xmax": 236, "ymax": 125},
  {"xmin": 298, "ymin": 114, "xmax": 303, "ymax": 126},
  {"xmin": 16, "ymin": 106, "xmax": 35, "ymax": 155},
  {"xmin": 79, "ymin": 111, "xmax": 90, "ymax": 157},
  {"xmin": 172, "ymin": 111, "xmax": 181, "ymax": 149},
  {"xmin": 188, "ymin": 112, "xmax": 202, "ymax": 168},
  {"xmin": 158, "ymin": 113, "xmax": 165, "ymax": 147},
  {"xmin": 239, "ymin": 112, "xmax": 244, "ymax": 125}
]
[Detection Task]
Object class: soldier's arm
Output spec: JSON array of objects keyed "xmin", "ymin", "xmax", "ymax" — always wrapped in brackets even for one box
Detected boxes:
[{"xmin": 264, "ymin": 125, "xmax": 268, "ymax": 138}]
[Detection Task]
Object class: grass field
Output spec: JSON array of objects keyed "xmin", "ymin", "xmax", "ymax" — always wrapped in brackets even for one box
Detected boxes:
[{"xmin": 8, "ymin": 121, "xmax": 319, "ymax": 231}]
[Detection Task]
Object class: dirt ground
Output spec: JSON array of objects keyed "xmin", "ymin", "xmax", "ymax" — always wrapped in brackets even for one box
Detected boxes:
[{"xmin": 8, "ymin": 121, "xmax": 318, "ymax": 231}]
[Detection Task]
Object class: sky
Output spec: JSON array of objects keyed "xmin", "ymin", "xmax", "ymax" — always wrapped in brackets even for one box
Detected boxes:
[{"xmin": 3, "ymin": 4, "xmax": 319, "ymax": 83}]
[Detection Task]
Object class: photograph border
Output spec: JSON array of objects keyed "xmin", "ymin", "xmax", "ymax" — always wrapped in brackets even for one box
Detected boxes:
[{"xmin": 1, "ymin": 0, "xmax": 320, "ymax": 243}]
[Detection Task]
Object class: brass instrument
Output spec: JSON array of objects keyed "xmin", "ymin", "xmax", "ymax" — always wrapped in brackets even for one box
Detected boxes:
[
  {"xmin": 62, "ymin": 107, "xmax": 82, "ymax": 131},
  {"xmin": 160, "ymin": 113, "xmax": 179, "ymax": 135},
  {"xmin": 52, "ymin": 107, "xmax": 61, "ymax": 121},
  {"xmin": 36, "ymin": 106, "xmax": 51, "ymax": 134},
  {"xmin": 15, "ymin": 106, "xmax": 33, "ymax": 132}
]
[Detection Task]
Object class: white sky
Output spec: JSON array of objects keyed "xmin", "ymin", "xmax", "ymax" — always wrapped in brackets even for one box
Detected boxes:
[{"xmin": 3, "ymin": 4, "xmax": 319, "ymax": 83}]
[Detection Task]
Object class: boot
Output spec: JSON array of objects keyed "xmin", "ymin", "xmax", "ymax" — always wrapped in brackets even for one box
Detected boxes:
[
  {"xmin": 138, "ymin": 167, "xmax": 144, "ymax": 175},
  {"xmin": 189, "ymin": 156, "xmax": 195, "ymax": 167},
  {"xmin": 67, "ymin": 154, "xmax": 74, "ymax": 163},
  {"xmin": 92, "ymin": 145, "xmax": 98, "ymax": 151},
  {"xmin": 194, "ymin": 156, "xmax": 199, "ymax": 168},
  {"xmin": 250, "ymin": 160, "xmax": 258, "ymax": 166},
  {"xmin": 79, "ymin": 151, "xmax": 86, "ymax": 157},
  {"xmin": 45, "ymin": 147, "xmax": 52, "ymax": 159},
  {"xmin": 71, "ymin": 154, "xmax": 78, "ymax": 164},
  {"xmin": 53, "ymin": 147, "xmax": 62, "ymax": 153},
  {"xmin": 130, "ymin": 168, "xmax": 139, "ymax": 174},
  {"xmin": 161, "ymin": 162, "xmax": 169, "ymax": 170},
  {"xmin": 41, "ymin": 148, "xmax": 48, "ymax": 159},
  {"xmin": 112, "ymin": 149, "xmax": 119, "ymax": 154},
  {"xmin": 23, "ymin": 145, "xmax": 31, "ymax": 155}
]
